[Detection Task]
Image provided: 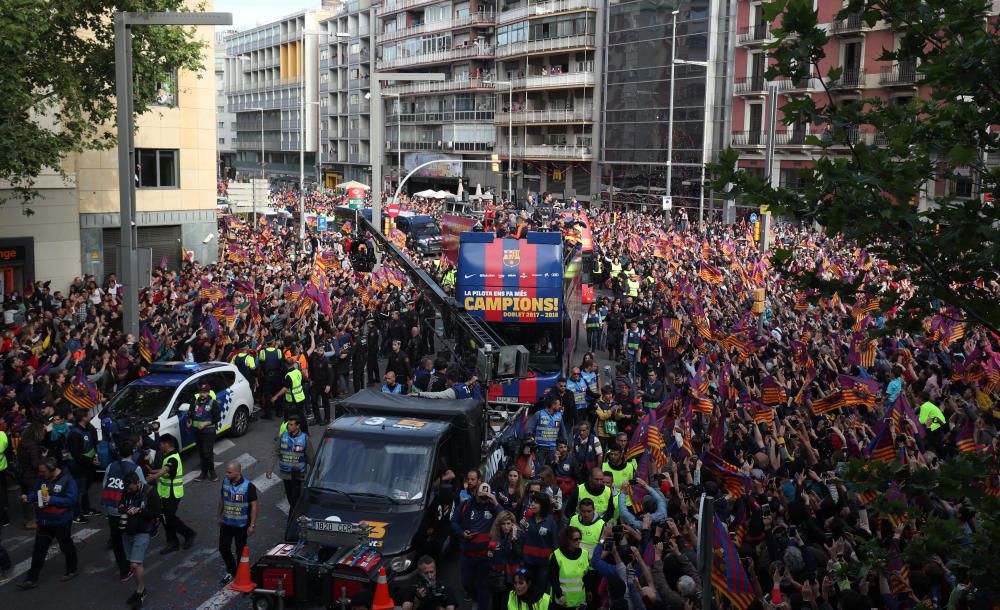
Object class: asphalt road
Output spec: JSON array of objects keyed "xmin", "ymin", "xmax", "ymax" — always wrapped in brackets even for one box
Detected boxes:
[{"xmin": 0, "ymin": 416, "xmax": 465, "ymax": 610}]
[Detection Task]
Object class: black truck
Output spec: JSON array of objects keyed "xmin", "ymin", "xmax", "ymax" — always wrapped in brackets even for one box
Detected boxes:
[{"xmin": 250, "ymin": 389, "xmax": 521, "ymax": 609}]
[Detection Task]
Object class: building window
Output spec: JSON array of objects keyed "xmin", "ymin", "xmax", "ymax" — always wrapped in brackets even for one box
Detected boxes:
[
  {"xmin": 154, "ymin": 70, "xmax": 179, "ymax": 107},
  {"xmin": 136, "ymin": 149, "xmax": 179, "ymax": 189},
  {"xmin": 218, "ymin": 121, "xmax": 225, "ymax": 129},
  {"xmin": 951, "ymin": 172, "xmax": 974, "ymax": 199},
  {"xmin": 219, "ymin": 138, "xmax": 226, "ymax": 145},
  {"xmin": 217, "ymin": 105, "xmax": 225, "ymax": 113}
]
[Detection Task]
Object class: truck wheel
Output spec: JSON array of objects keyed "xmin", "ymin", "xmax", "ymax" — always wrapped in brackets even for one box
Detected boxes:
[
  {"xmin": 230, "ymin": 406, "xmax": 250, "ymax": 437},
  {"xmin": 250, "ymin": 593, "xmax": 275, "ymax": 610}
]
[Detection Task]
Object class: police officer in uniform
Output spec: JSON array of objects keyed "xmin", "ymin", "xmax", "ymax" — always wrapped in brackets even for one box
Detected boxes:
[
  {"xmin": 189, "ymin": 383, "xmax": 220, "ymax": 482},
  {"xmin": 257, "ymin": 342, "xmax": 284, "ymax": 420},
  {"xmin": 272, "ymin": 357, "xmax": 308, "ymax": 434},
  {"xmin": 66, "ymin": 408, "xmax": 100, "ymax": 522},
  {"xmin": 217, "ymin": 461, "xmax": 258, "ymax": 586},
  {"xmin": 230, "ymin": 344, "xmax": 257, "ymax": 401},
  {"xmin": 604, "ymin": 303, "xmax": 626, "ymax": 363},
  {"xmin": 267, "ymin": 415, "xmax": 314, "ymax": 511},
  {"xmin": 149, "ymin": 434, "xmax": 195, "ymax": 554},
  {"xmin": 17, "ymin": 457, "xmax": 79, "ymax": 588}
]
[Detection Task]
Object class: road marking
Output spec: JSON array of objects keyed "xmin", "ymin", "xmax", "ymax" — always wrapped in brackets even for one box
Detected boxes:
[
  {"xmin": 183, "ymin": 453, "xmax": 257, "ymax": 483},
  {"xmin": 251, "ymin": 472, "xmax": 281, "ymax": 494},
  {"xmin": 0, "ymin": 527, "xmax": 100, "ymax": 587},
  {"xmin": 277, "ymin": 499, "xmax": 289, "ymax": 515},
  {"xmin": 196, "ymin": 587, "xmax": 242, "ymax": 610},
  {"xmin": 213, "ymin": 439, "xmax": 236, "ymax": 454}
]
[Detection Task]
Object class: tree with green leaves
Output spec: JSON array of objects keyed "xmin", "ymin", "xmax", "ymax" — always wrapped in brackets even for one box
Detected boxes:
[
  {"xmin": 0, "ymin": 0, "xmax": 206, "ymax": 209},
  {"xmin": 709, "ymin": 0, "xmax": 1000, "ymax": 603},
  {"xmin": 709, "ymin": 0, "xmax": 1000, "ymax": 336}
]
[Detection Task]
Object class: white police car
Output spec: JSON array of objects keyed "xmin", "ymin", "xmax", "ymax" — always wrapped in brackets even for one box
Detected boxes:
[{"xmin": 97, "ymin": 361, "xmax": 254, "ymax": 451}]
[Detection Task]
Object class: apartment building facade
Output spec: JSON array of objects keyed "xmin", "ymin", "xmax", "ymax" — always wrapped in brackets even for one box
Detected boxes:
[
  {"xmin": 225, "ymin": 10, "xmax": 329, "ymax": 187},
  {"xmin": 375, "ymin": 0, "xmax": 499, "ymax": 194},
  {"xmin": 730, "ymin": 1, "xmax": 941, "ymax": 207},
  {"xmin": 0, "ymin": 9, "xmax": 219, "ymax": 291},
  {"xmin": 216, "ymin": 31, "xmax": 238, "ymax": 179},
  {"xmin": 493, "ymin": 0, "xmax": 602, "ymax": 201},
  {"xmin": 320, "ymin": 1, "xmax": 376, "ymax": 187}
]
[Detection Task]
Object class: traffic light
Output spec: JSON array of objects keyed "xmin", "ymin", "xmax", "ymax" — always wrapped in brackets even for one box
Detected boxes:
[{"xmin": 553, "ymin": 169, "xmax": 563, "ymax": 181}]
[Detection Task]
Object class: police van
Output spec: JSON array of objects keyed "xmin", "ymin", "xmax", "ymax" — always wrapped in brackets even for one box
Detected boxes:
[{"xmin": 96, "ymin": 362, "xmax": 255, "ymax": 451}]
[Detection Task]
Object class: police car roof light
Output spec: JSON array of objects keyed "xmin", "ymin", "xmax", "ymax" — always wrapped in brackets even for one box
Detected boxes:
[{"xmin": 149, "ymin": 361, "xmax": 202, "ymax": 375}]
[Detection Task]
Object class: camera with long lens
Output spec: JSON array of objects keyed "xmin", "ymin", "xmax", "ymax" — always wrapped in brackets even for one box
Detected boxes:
[{"xmin": 417, "ymin": 573, "xmax": 450, "ymax": 606}]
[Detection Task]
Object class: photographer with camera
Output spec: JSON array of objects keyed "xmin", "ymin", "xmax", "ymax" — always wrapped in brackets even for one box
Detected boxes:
[
  {"xmin": 451, "ymin": 482, "xmax": 499, "ymax": 610},
  {"xmin": 399, "ymin": 556, "xmax": 457, "ymax": 610}
]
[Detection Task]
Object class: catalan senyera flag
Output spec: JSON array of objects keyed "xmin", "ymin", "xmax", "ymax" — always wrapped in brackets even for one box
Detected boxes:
[
  {"xmin": 793, "ymin": 292, "xmax": 808, "ymax": 311},
  {"xmin": 64, "ymin": 367, "xmax": 103, "ymax": 410},
  {"xmin": 837, "ymin": 374, "xmax": 881, "ymax": 409},
  {"xmin": 810, "ymin": 390, "xmax": 847, "ymax": 416},
  {"xmin": 701, "ymin": 450, "xmax": 751, "ymax": 498},
  {"xmin": 139, "ymin": 325, "xmax": 159, "ymax": 364},
  {"xmin": 661, "ymin": 317, "xmax": 682, "ymax": 349},
  {"xmin": 688, "ymin": 391, "xmax": 715, "ymax": 415},
  {"xmin": 698, "ymin": 262, "xmax": 724, "ymax": 284},
  {"xmin": 199, "ymin": 279, "xmax": 224, "ymax": 301},
  {"xmin": 941, "ymin": 321, "xmax": 965, "ymax": 348},
  {"xmin": 625, "ymin": 410, "xmax": 656, "ymax": 462},
  {"xmin": 848, "ymin": 332, "xmax": 877, "ymax": 368},
  {"xmin": 711, "ymin": 514, "xmax": 754, "ymax": 610},
  {"xmin": 761, "ymin": 376, "xmax": 787, "ymax": 406},
  {"xmin": 864, "ymin": 422, "xmax": 897, "ymax": 463},
  {"xmin": 748, "ymin": 401, "xmax": 775, "ymax": 426},
  {"xmin": 284, "ymin": 283, "xmax": 305, "ymax": 303},
  {"xmin": 954, "ymin": 420, "xmax": 979, "ymax": 453},
  {"xmin": 888, "ymin": 393, "xmax": 925, "ymax": 438}
]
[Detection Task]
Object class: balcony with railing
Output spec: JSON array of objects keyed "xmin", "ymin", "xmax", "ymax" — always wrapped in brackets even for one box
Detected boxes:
[
  {"xmin": 734, "ymin": 75, "xmax": 767, "ymax": 96},
  {"xmin": 377, "ymin": 44, "xmax": 495, "ymax": 69},
  {"xmin": 383, "ymin": 78, "xmax": 494, "ymax": 96},
  {"xmin": 349, "ymin": 77, "xmax": 371, "ymax": 89},
  {"xmin": 386, "ymin": 140, "xmax": 494, "ymax": 152},
  {"xmin": 515, "ymin": 144, "xmax": 593, "ymax": 159},
  {"xmin": 494, "ymin": 108, "xmax": 593, "ymax": 124},
  {"xmin": 234, "ymin": 137, "xmax": 282, "ymax": 151},
  {"xmin": 496, "ymin": 34, "xmax": 596, "ymax": 58},
  {"xmin": 879, "ymin": 61, "xmax": 918, "ymax": 87},
  {"xmin": 829, "ymin": 12, "xmax": 864, "ymax": 34},
  {"xmin": 773, "ymin": 127, "xmax": 813, "ymax": 146},
  {"xmin": 829, "ymin": 68, "xmax": 865, "ymax": 89},
  {"xmin": 378, "ymin": 12, "xmax": 497, "ymax": 43},
  {"xmin": 511, "ymin": 72, "xmax": 595, "ymax": 90},
  {"xmin": 737, "ymin": 23, "xmax": 773, "ymax": 46},
  {"xmin": 731, "ymin": 130, "xmax": 767, "ymax": 147},
  {"xmin": 387, "ymin": 110, "xmax": 496, "ymax": 123},
  {"xmin": 780, "ymin": 74, "xmax": 824, "ymax": 93},
  {"xmin": 377, "ymin": 0, "xmax": 442, "ymax": 17},
  {"xmin": 498, "ymin": 0, "xmax": 600, "ymax": 25}
]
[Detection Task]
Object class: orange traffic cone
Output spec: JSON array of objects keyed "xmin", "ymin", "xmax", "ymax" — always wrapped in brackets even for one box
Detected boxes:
[
  {"xmin": 228, "ymin": 546, "xmax": 257, "ymax": 593},
  {"xmin": 372, "ymin": 566, "xmax": 394, "ymax": 610}
]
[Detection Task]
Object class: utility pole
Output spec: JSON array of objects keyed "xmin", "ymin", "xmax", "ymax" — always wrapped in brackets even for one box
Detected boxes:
[{"xmin": 115, "ymin": 11, "xmax": 233, "ymax": 338}]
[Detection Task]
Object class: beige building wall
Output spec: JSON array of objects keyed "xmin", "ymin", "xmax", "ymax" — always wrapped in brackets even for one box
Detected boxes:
[{"xmin": 77, "ymin": 14, "xmax": 219, "ymax": 215}]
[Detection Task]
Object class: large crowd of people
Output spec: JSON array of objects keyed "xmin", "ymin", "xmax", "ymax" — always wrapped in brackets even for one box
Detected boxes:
[{"xmin": 0, "ymin": 184, "xmax": 997, "ymax": 610}]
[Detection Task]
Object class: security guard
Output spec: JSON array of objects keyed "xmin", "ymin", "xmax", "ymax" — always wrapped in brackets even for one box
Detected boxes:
[
  {"xmin": 16, "ymin": 457, "xmax": 79, "ymax": 589},
  {"xmin": 257, "ymin": 342, "xmax": 284, "ymax": 420},
  {"xmin": 601, "ymin": 449, "xmax": 637, "ymax": 496},
  {"xmin": 551, "ymin": 525, "xmax": 589, "ymax": 608},
  {"xmin": 150, "ymin": 434, "xmax": 195, "ymax": 555},
  {"xmin": 625, "ymin": 320, "xmax": 644, "ymax": 375},
  {"xmin": 230, "ymin": 343, "xmax": 257, "ymax": 398},
  {"xmin": 568, "ymin": 498, "xmax": 605, "ymax": 557},
  {"xmin": 566, "ymin": 367, "xmax": 589, "ymax": 416},
  {"xmin": 189, "ymin": 383, "xmax": 220, "ymax": 482},
  {"xmin": 267, "ymin": 415, "xmax": 313, "ymax": 511},
  {"xmin": 609, "ymin": 258, "xmax": 623, "ymax": 280},
  {"xmin": 217, "ymin": 461, "xmax": 258, "ymax": 586},
  {"xmin": 272, "ymin": 357, "xmax": 308, "ymax": 434},
  {"xmin": 0, "ymin": 424, "xmax": 9, "ymax": 526},
  {"xmin": 567, "ymin": 468, "xmax": 614, "ymax": 522},
  {"xmin": 626, "ymin": 271, "xmax": 641, "ymax": 298}
]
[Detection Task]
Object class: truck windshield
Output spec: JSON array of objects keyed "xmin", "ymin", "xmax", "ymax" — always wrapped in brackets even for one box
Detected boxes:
[
  {"xmin": 413, "ymin": 223, "xmax": 440, "ymax": 236},
  {"xmin": 311, "ymin": 437, "xmax": 432, "ymax": 502},
  {"xmin": 105, "ymin": 385, "xmax": 176, "ymax": 419}
]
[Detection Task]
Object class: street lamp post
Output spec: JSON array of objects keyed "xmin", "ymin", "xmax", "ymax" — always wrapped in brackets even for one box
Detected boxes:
[
  {"xmin": 667, "ymin": 10, "xmax": 709, "ymax": 226},
  {"xmin": 383, "ymin": 92, "xmax": 401, "ymax": 195},
  {"xmin": 246, "ymin": 106, "xmax": 265, "ymax": 224},
  {"xmin": 485, "ymin": 80, "xmax": 513, "ymax": 202},
  {"xmin": 115, "ymin": 10, "xmax": 233, "ymax": 339}
]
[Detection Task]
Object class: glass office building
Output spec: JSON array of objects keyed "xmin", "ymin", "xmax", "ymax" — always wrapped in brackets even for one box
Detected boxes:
[{"xmin": 599, "ymin": 0, "xmax": 733, "ymax": 217}]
